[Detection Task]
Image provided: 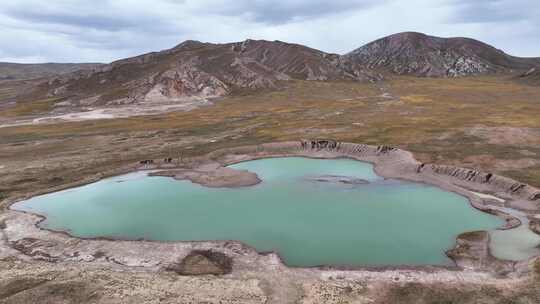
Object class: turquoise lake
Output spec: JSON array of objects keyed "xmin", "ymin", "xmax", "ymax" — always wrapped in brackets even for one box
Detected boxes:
[{"xmin": 12, "ymin": 157, "xmax": 504, "ymax": 267}]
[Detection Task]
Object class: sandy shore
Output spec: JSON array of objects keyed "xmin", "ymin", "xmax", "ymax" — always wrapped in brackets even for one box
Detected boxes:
[{"xmin": 2, "ymin": 140, "xmax": 540, "ymax": 284}]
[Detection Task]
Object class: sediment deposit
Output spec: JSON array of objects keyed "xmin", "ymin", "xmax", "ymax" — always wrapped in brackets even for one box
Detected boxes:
[{"xmin": 150, "ymin": 162, "xmax": 261, "ymax": 188}]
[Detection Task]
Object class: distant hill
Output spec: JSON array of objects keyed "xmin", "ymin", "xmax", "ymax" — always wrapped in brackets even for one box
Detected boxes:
[
  {"xmin": 13, "ymin": 32, "xmax": 540, "ymax": 107},
  {"xmin": 0, "ymin": 62, "xmax": 103, "ymax": 81},
  {"xmin": 343, "ymin": 32, "xmax": 540, "ymax": 77}
]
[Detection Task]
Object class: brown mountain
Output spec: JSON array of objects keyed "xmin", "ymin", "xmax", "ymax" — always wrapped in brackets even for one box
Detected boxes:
[
  {"xmin": 18, "ymin": 33, "xmax": 540, "ymax": 107},
  {"xmin": 35, "ymin": 39, "xmax": 376, "ymax": 107},
  {"xmin": 0, "ymin": 62, "xmax": 103, "ymax": 81},
  {"xmin": 344, "ymin": 32, "xmax": 540, "ymax": 77}
]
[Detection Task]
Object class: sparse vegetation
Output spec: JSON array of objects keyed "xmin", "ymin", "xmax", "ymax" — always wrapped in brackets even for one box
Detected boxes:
[
  {"xmin": 1, "ymin": 97, "xmax": 62, "ymax": 117},
  {"xmin": 1, "ymin": 77, "xmax": 540, "ymax": 209},
  {"xmin": 534, "ymin": 258, "xmax": 540, "ymax": 276}
]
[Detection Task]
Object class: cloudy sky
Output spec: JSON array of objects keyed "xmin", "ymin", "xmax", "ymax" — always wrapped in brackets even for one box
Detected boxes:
[{"xmin": 1, "ymin": 0, "xmax": 539, "ymax": 63}]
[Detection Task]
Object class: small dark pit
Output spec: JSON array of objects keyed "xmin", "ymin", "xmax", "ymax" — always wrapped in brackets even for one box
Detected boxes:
[
  {"xmin": 92, "ymin": 250, "xmax": 106, "ymax": 259},
  {"xmin": 167, "ymin": 250, "xmax": 233, "ymax": 276}
]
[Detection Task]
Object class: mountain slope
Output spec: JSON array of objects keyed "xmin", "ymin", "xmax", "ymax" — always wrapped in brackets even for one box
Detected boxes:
[
  {"xmin": 35, "ymin": 39, "xmax": 375, "ymax": 107},
  {"xmin": 18, "ymin": 33, "xmax": 540, "ymax": 109},
  {"xmin": 0, "ymin": 62, "xmax": 103, "ymax": 81},
  {"xmin": 344, "ymin": 32, "xmax": 539, "ymax": 77},
  {"xmin": 517, "ymin": 67, "xmax": 540, "ymax": 85},
  {"xmin": 231, "ymin": 39, "xmax": 352, "ymax": 81}
]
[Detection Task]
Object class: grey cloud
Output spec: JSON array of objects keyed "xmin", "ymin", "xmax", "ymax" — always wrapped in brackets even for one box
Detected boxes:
[
  {"xmin": 6, "ymin": 10, "xmax": 136, "ymax": 32},
  {"xmin": 446, "ymin": 0, "xmax": 540, "ymax": 24},
  {"xmin": 3, "ymin": 5, "xmax": 179, "ymax": 34},
  {"xmin": 0, "ymin": 0, "xmax": 190, "ymax": 62},
  {"xmin": 195, "ymin": 0, "xmax": 386, "ymax": 24}
]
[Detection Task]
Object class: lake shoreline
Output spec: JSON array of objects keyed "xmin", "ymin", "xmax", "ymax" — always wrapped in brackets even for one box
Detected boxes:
[{"xmin": 2, "ymin": 140, "xmax": 540, "ymax": 279}]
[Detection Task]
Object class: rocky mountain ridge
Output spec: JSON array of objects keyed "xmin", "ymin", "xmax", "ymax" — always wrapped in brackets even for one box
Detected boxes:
[
  {"xmin": 35, "ymin": 39, "xmax": 379, "ymax": 108},
  {"xmin": 344, "ymin": 32, "xmax": 539, "ymax": 77},
  {"xmin": 19, "ymin": 32, "xmax": 540, "ymax": 108}
]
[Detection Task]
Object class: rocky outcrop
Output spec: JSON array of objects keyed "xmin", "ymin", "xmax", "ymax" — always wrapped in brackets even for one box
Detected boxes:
[
  {"xmin": 423, "ymin": 164, "xmax": 540, "ymax": 201},
  {"xmin": 301, "ymin": 139, "xmax": 338, "ymax": 150},
  {"xmin": 141, "ymin": 64, "xmax": 229, "ymax": 102},
  {"xmin": 299, "ymin": 140, "xmax": 397, "ymax": 157},
  {"xmin": 517, "ymin": 67, "xmax": 540, "ymax": 85}
]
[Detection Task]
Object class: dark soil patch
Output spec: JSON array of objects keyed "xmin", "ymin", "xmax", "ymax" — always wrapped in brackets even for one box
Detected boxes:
[{"xmin": 167, "ymin": 250, "xmax": 233, "ymax": 276}]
